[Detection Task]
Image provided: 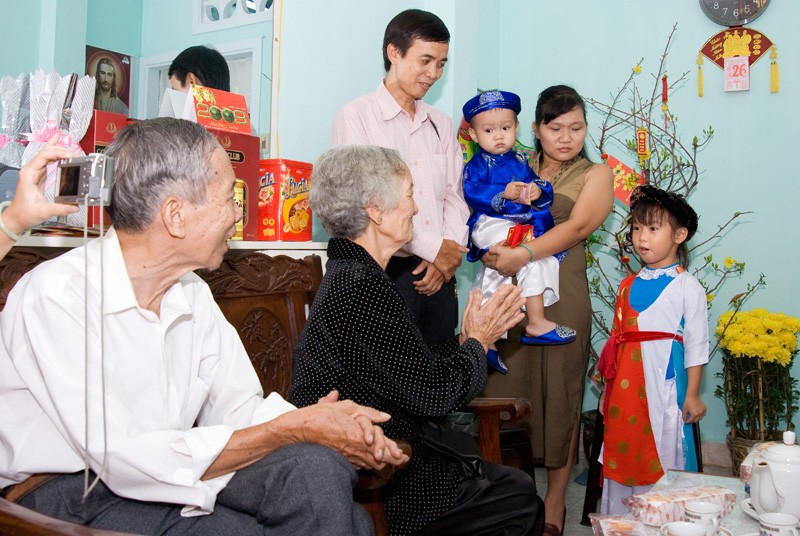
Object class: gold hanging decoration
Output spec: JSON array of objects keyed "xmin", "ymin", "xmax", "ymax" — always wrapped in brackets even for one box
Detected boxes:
[
  {"xmin": 770, "ymin": 46, "xmax": 779, "ymax": 94},
  {"xmin": 697, "ymin": 53, "xmax": 704, "ymax": 97},
  {"xmin": 699, "ymin": 28, "xmax": 778, "ymax": 94}
]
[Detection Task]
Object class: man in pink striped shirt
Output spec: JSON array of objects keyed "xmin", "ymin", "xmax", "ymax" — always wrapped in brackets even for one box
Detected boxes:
[{"xmin": 331, "ymin": 9, "xmax": 469, "ymax": 346}]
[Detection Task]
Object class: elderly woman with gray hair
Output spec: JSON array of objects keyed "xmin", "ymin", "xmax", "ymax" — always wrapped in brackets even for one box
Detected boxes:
[{"xmin": 290, "ymin": 145, "xmax": 544, "ymax": 536}]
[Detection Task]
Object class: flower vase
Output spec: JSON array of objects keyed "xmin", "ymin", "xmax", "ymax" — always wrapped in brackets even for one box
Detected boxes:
[{"xmin": 724, "ymin": 355, "xmax": 795, "ymax": 435}]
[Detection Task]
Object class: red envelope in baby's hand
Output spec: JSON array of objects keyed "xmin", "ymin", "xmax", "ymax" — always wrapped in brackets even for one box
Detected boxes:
[{"xmin": 505, "ymin": 223, "xmax": 534, "ymax": 248}]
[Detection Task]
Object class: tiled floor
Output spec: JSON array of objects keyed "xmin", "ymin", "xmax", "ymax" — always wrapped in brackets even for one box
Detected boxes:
[{"xmin": 533, "ymin": 457, "xmax": 595, "ymax": 535}]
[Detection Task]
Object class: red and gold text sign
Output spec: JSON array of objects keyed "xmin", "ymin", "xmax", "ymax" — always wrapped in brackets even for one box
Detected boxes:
[{"xmin": 700, "ymin": 27, "xmax": 773, "ymax": 68}]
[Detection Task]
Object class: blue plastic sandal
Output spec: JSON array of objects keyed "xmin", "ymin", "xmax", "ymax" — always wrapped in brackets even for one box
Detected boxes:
[
  {"xmin": 486, "ymin": 349, "xmax": 508, "ymax": 374},
  {"xmin": 520, "ymin": 325, "xmax": 577, "ymax": 345}
]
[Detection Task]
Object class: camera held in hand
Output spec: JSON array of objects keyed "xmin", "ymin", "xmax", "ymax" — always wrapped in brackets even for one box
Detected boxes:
[{"xmin": 55, "ymin": 154, "xmax": 114, "ymax": 206}]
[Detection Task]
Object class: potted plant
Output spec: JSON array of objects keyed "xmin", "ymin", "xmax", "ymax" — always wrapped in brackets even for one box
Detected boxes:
[{"xmin": 714, "ymin": 308, "xmax": 800, "ymax": 473}]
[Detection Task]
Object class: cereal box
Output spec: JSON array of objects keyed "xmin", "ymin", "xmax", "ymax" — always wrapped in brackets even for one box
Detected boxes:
[{"xmin": 257, "ymin": 159, "xmax": 312, "ymax": 241}]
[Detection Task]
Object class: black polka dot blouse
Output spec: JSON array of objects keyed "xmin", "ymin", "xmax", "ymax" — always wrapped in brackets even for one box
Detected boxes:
[{"xmin": 290, "ymin": 238, "xmax": 487, "ymax": 535}]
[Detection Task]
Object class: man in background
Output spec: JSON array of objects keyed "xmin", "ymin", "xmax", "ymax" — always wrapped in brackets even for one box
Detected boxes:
[
  {"xmin": 331, "ymin": 9, "xmax": 469, "ymax": 347},
  {"xmin": 169, "ymin": 45, "xmax": 231, "ymax": 92}
]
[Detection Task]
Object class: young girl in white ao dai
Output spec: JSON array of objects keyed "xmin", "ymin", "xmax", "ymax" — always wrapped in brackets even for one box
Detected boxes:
[{"xmin": 598, "ymin": 185, "xmax": 709, "ymax": 515}]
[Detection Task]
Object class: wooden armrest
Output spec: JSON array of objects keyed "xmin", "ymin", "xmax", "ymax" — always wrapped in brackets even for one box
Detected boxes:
[
  {"xmin": 0, "ymin": 497, "xmax": 134, "ymax": 535},
  {"xmin": 464, "ymin": 397, "xmax": 532, "ymax": 464},
  {"xmin": 464, "ymin": 397, "xmax": 532, "ymax": 422},
  {"xmin": 356, "ymin": 438, "xmax": 413, "ymax": 490}
]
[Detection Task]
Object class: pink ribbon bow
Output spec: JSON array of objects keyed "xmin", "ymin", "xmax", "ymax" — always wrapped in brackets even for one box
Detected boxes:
[
  {"xmin": 0, "ymin": 134, "xmax": 24, "ymax": 149},
  {"xmin": 24, "ymin": 120, "xmax": 80, "ymax": 152}
]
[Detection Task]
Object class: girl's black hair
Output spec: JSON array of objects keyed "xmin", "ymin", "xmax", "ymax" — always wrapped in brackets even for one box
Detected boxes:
[{"xmin": 625, "ymin": 185, "xmax": 699, "ymax": 267}]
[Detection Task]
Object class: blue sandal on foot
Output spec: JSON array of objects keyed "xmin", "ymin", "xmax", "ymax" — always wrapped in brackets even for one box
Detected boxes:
[
  {"xmin": 486, "ymin": 349, "xmax": 508, "ymax": 374},
  {"xmin": 520, "ymin": 325, "xmax": 577, "ymax": 345}
]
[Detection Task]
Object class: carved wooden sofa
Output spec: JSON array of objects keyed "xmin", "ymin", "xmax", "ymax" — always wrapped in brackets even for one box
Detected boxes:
[
  {"xmin": 0, "ymin": 248, "xmax": 532, "ymax": 535},
  {"xmin": 194, "ymin": 253, "xmax": 532, "ymax": 533}
]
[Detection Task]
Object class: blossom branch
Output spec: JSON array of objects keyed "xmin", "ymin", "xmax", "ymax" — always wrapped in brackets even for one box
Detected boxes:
[{"xmin": 709, "ymin": 273, "xmax": 767, "ymax": 357}]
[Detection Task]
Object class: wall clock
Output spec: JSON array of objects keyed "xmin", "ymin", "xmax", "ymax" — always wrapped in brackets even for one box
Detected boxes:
[{"xmin": 699, "ymin": 0, "xmax": 770, "ymax": 26}]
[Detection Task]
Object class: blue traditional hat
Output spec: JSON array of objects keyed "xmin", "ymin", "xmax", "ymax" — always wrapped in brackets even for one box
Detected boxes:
[{"xmin": 462, "ymin": 90, "xmax": 521, "ymax": 123}]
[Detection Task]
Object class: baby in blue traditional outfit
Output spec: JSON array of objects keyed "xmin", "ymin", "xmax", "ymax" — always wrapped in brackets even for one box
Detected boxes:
[{"xmin": 462, "ymin": 90, "xmax": 576, "ymax": 373}]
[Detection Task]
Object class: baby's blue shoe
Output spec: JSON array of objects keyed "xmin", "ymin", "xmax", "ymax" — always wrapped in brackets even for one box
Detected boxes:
[
  {"xmin": 520, "ymin": 325, "xmax": 577, "ymax": 345},
  {"xmin": 486, "ymin": 349, "xmax": 508, "ymax": 374}
]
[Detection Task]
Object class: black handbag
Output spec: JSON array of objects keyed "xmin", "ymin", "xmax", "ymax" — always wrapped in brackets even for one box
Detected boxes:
[{"xmin": 419, "ymin": 420, "xmax": 485, "ymax": 479}]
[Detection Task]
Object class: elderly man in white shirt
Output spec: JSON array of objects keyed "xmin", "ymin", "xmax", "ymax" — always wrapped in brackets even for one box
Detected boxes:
[{"xmin": 0, "ymin": 117, "xmax": 407, "ymax": 535}]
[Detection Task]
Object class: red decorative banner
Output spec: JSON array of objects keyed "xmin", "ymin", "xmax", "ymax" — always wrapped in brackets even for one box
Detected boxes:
[
  {"xmin": 606, "ymin": 155, "xmax": 645, "ymax": 206},
  {"xmin": 700, "ymin": 27, "xmax": 773, "ymax": 69}
]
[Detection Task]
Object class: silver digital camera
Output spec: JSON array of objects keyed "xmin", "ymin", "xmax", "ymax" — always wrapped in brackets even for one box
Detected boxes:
[{"xmin": 55, "ymin": 153, "xmax": 114, "ymax": 206}]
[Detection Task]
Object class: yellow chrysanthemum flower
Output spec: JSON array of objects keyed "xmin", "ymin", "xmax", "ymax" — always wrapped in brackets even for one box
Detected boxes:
[{"xmin": 716, "ymin": 308, "xmax": 800, "ymax": 366}]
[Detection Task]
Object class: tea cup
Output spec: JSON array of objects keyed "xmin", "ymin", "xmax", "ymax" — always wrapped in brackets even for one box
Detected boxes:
[
  {"xmin": 759, "ymin": 512, "xmax": 799, "ymax": 536},
  {"xmin": 684, "ymin": 500, "xmax": 722, "ymax": 536},
  {"xmin": 661, "ymin": 521, "xmax": 707, "ymax": 536}
]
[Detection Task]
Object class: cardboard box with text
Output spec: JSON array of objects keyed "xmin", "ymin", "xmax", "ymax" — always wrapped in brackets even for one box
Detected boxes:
[{"xmin": 257, "ymin": 159, "xmax": 312, "ymax": 241}]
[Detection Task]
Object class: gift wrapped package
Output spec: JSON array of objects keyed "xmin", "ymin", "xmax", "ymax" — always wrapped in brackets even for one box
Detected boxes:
[
  {"xmin": 22, "ymin": 70, "xmax": 95, "ymax": 228},
  {"xmin": 629, "ymin": 485, "xmax": 735, "ymax": 526},
  {"xmin": 739, "ymin": 441, "xmax": 778, "ymax": 484},
  {"xmin": 0, "ymin": 73, "xmax": 30, "ymax": 168},
  {"xmin": 589, "ymin": 514, "xmax": 646, "ymax": 536}
]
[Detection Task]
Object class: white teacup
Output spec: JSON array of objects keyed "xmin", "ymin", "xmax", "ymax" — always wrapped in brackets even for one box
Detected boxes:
[
  {"xmin": 661, "ymin": 521, "xmax": 707, "ymax": 536},
  {"xmin": 684, "ymin": 500, "xmax": 722, "ymax": 536},
  {"xmin": 759, "ymin": 512, "xmax": 799, "ymax": 536}
]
